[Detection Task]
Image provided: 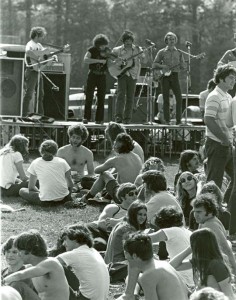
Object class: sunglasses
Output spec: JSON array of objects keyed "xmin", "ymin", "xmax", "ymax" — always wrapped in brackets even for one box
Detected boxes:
[
  {"xmin": 128, "ymin": 190, "xmax": 138, "ymax": 197},
  {"xmin": 180, "ymin": 175, "xmax": 193, "ymax": 183}
]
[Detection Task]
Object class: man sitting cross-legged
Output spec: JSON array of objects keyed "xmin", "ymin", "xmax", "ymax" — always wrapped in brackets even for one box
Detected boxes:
[
  {"xmin": 56, "ymin": 223, "xmax": 110, "ymax": 300},
  {"xmin": 69, "ymin": 132, "xmax": 142, "ymax": 207},
  {"xmin": 3, "ymin": 230, "xmax": 70, "ymax": 300},
  {"xmin": 57, "ymin": 123, "xmax": 96, "ymax": 191},
  {"xmin": 117, "ymin": 232, "xmax": 189, "ymax": 300}
]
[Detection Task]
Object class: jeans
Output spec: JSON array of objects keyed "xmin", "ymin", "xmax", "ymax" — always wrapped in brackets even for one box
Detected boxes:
[
  {"xmin": 1, "ymin": 180, "xmax": 29, "ymax": 197},
  {"xmin": 229, "ymin": 146, "xmax": 236, "ymax": 234},
  {"xmin": 115, "ymin": 75, "xmax": 137, "ymax": 122},
  {"xmin": 162, "ymin": 72, "xmax": 182, "ymax": 123},
  {"xmin": 205, "ymin": 138, "xmax": 234, "ymax": 204},
  {"xmin": 84, "ymin": 71, "xmax": 106, "ymax": 122},
  {"xmin": 23, "ymin": 68, "xmax": 44, "ymax": 116}
]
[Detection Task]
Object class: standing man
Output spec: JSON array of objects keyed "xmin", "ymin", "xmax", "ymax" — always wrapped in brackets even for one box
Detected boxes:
[
  {"xmin": 23, "ymin": 26, "xmax": 47, "ymax": 116},
  {"xmin": 112, "ymin": 30, "xmax": 147, "ymax": 124},
  {"xmin": 153, "ymin": 32, "xmax": 186, "ymax": 125},
  {"xmin": 204, "ymin": 64, "xmax": 236, "ymax": 204},
  {"xmin": 83, "ymin": 33, "xmax": 109, "ymax": 124},
  {"xmin": 217, "ymin": 33, "xmax": 236, "ymax": 97}
]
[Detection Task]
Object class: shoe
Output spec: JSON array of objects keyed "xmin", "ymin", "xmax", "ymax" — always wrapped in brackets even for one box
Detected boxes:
[
  {"xmin": 87, "ymin": 196, "xmax": 111, "ymax": 205},
  {"xmin": 83, "ymin": 119, "xmax": 88, "ymax": 124}
]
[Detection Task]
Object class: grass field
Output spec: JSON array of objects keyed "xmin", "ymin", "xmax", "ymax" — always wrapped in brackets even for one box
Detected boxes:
[{"xmin": 1, "ymin": 153, "xmax": 179, "ymax": 299}]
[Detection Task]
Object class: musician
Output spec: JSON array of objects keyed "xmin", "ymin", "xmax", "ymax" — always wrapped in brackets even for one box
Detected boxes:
[
  {"xmin": 156, "ymin": 89, "xmax": 176, "ymax": 124},
  {"xmin": 217, "ymin": 33, "xmax": 236, "ymax": 97},
  {"xmin": 83, "ymin": 34, "xmax": 109, "ymax": 124},
  {"xmin": 112, "ymin": 30, "xmax": 148, "ymax": 124},
  {"xmin": 23, "ymin": 26, "xmax": 47, "ymax": 116},
  {"xmin": 153, "ymin": 32, "xmax": 186, "ymax": 125}
]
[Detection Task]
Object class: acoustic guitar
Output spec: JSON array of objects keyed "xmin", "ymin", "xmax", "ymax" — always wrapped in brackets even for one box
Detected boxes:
[
  {"xmin": 108, "ymin": 44, "xmax": 155, "ymax": 79},
  {"xmin": 153, "ymin": 52, "xmax": 205, "ymax": 82},
  {"xmin": 26, "ymin": 44, "xmax": 70, "ymax": 71}
]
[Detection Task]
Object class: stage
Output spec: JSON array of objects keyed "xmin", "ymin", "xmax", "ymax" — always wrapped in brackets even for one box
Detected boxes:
[{"xmin": 0, "ymin": 118, "xmax": 206, "ymax": 158}]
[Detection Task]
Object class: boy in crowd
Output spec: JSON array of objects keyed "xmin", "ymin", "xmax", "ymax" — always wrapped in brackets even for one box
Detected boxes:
[
  {"xmin": 56, "ymin": 223, "xmax": 109, "ymax": 300},
  {"xmin": 118, "ymin": 232, "xmax": 189, "ymax": 300},
  {"xmin": 3, "ymin": 230, "xmax": 69, "ymax": 300}
]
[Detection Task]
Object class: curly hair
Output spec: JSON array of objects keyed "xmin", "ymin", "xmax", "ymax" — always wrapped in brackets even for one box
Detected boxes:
[
  {"xmin": 93, "ymin": 34, "xmax": 109, "ymax": 48},
  {"xmin": 192, "ymin": 193, "xmax": 218, "ymax": 216},
  {"xmin": 154, "ymin": 206, "xmax": 183, "ymax": 229},
  {"xmin": 114, "ymin": 133, "xmax": 134, "ymax": 153},
  {"xmin": 121, "ymin": 30, "xmax": 134, "ymax": 43},
  {"xmin": 105, "ymin": 122, "xmax": 126, "ymax": 143},
  {"xmin": 142, "ymin": 157, "xmax": 165, "ymax": 173},
  {"xmin": 14, "ymin": 230, "xmax": 48, "ymax": 257},
  {"xmin": 61, "ymin": 223, "xmax": 93, "ymax": 248},
  {"xmin": 214, "ymin": 64, "xmax": 236, "ymax": 84},
  {"xmin": 67, "ymin": 124, "xmax": 89, "ymax": 143},
  {"xmin": 30, "ymin": 26, "xmax": 47, "ymax": 39},
  {"xmin": 39, "ymin": 139, "xmax": 58, "ymax": 161},
  {"xmin": 142, "ymin": 170, "xmax": 167, "ymax": 193}
]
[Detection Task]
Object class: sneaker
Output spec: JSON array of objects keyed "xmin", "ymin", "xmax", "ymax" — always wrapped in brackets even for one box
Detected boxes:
[{"xmin": 87, "ymin": 196, "xmax": 111, "ymax": 205}]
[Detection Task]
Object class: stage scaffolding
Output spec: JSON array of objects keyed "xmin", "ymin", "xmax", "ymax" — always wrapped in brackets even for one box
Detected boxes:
[{"xmin": 0, "ymin": 119, "xmax": 205, "ymax": 158}]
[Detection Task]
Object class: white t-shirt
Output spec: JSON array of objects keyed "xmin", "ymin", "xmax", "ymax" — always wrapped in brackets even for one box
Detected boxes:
[
  {"xmin": 0, "ymin": 151, "xmax": 23, "ymax": 189},
  {"xmin": 27, "ymin": 157, "xmax": 70, "ymax": 201},
  {"xmin": 162, "ymin": 227, "xmax": 194, "ymax": 287},
  {"xmin": 25, "ymin": 40, "xmax": 44, "ymax": 66},
  {"xmin": 58, "ymin": 245, "xmax": 109, "ymax": 300}
]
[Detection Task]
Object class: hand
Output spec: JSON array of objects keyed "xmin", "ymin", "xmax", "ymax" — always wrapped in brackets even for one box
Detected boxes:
[
  {"xmin": 221, "ymin": 139, "xmax": 231, "ymax": 147},
  {"xmin": 105, "ymin": 217, "xmax": 117, "ymax": 230},
  {"xmin": 3, "ymin": 276, "xmax": 13, "ymax": 285},
  {"xmin": 100, "ymin": 59, "xmax": 106, "ymax": 64}
]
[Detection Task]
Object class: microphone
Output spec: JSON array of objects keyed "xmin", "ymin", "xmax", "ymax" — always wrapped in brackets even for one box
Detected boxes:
[
  {"xmin": 185, "ymin": 41, "xmax": 192, "ymax": 48},
  {"xmin": 52, "ymin": 86, "xmax": 59, "ymax": 92},
  {"xmin": 145, "ymin": 39, "xmax": 156, "ymax": 46}
]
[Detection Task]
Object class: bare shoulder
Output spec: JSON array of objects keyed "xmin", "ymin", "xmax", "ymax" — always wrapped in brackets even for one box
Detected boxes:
[
  {"xmin": 57, "ymin": 145, "xmax": 71, "ymax": 155},
  {"xmin": 80, "ymin": 145, "xmax": 93, "ymax": 155},
  {"xmin": 39, "ymin": 257, "xmax": 62, "ymax": 270}
]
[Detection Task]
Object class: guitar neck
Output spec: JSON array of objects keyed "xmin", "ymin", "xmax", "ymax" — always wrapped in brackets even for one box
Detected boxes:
[{"xmin": 47, "ymin": 48, "xmax": 63, "ymax": 57}]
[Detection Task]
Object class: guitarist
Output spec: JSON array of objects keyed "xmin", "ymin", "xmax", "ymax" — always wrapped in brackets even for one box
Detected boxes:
[
  {"xmin": 112, "ymin": 30, "xmax": 148, "ymax": 124},
  {"xmin": 153, "ymin": 32, "xmax": 186, "ymax": 125},
  {"xmin": 217, "ymin": 33, "xmax": 236, "ymax": 97},
  {"xmin": 23, "ymin": 26, "xmax": 47, "ymax": 116},
  {"xmin": 83, "ymin": 33, "xmax": 109, "ymax": 124}
]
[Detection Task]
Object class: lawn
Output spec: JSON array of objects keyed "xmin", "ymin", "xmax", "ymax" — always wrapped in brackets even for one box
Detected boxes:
[{"xmin": 1, "ymin": 153, "xmax": 179, "ymax": 299}]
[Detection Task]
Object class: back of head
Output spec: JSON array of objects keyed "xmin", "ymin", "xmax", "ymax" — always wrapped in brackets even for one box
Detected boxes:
[
  {"xmin": 61, "ymin": 223, "xmax": 93, "ymax": 248},
  {"xmin": 14, "ymin": 230, "xmax": 48, "ymax": 257},
  {"xmin": 142, "ymin": 157, "xmax": 165, "ymax": 173},
  {"xmin": 114, "ymin": 133, "xmax": 134, "ymax": 154},
  {"xmin": 8, "ymin": 134, "xmax": 29, "ymax": 156},
  {"xmin": 154, "ymin": 206, "xmax": 183, "ymax": 229},
  {"xmin": 30, "ymin": 26, "xmax": 47, "ymax": 39},
  {"xmin": 105, "ymin": 122, "xmax": 126, "ymax": 143},
  {"xmin": 39, "ymin": 139, "xmax": 58, "ymax": 161},
  {"xmin": 207, "ymin": 78, "xmax": 216, "ymax": 91},
  {"xmin": 0, "ymin": 286, "xmax": 22, "ymax": 300},
  {"xmin": 123, "ymin": 232, "xmax": 153, "ymax": 261},
  {"xmin": 116, "ymin": 182, "xmax": 136, "ymax": 203},
  {"xmin": 142, "ymin": 170, "xmax": 167, "ymax": 193},
  {"xmin": 67, "ymin": 123, "xmax": 89, "ymax": 143},
  {"xmin": 214, "ymin": 64, "xmax": 236, "ymax": 84},
  {"xmin": 190, "ymin": 287, "xmax": 228, "ymax": 300},
  {"xmin": 200, "ymin": 181, "xmax": 223, "ymax": 207}
]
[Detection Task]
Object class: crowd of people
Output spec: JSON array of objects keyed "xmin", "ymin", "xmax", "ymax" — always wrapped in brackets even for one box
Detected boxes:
[{"xmin": 1, "ymin": 29, "xmax": 236, "ymax": 300}]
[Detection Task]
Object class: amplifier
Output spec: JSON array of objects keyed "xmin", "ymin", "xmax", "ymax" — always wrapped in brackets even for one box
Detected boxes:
[{"xmin": 43, "ymin": 62, "xmax": 64, "ymax": 73}]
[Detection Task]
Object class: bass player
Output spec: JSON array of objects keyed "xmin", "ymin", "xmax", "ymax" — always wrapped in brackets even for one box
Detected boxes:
[
  {"xmin": 23, "ymin": 26, "xmax": 47, "ymax": 116},
  {"xmin": 153, "ymin": 32, "xmax": 186, "ymax": 125},
  {"xmin": 112, "ymin": 30, "xmax": 148, "ymax": 124}
]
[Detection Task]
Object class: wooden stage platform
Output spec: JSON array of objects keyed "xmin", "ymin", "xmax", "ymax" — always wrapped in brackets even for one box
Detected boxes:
[{"xmin": 0, "ymin": 119, "xmax": 206, "ymax": 158}]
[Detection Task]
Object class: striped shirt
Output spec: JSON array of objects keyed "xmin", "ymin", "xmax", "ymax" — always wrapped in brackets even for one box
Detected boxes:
[{"xmin": 205, "ymin": 86, "xmax": 233, "ymax": 142}]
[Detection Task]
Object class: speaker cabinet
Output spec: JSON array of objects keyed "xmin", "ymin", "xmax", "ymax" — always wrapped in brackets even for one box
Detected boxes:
[
  {"xmin": 0, "ymin": 57, "xmax": 24, "ymax": 117},
  {"xmin": 43, "ymin": 72, "xmax": 69, "ymax": 120},
  {"xmin": 132, "ymin": 97, "xmax": 148, "ymax": 123}
]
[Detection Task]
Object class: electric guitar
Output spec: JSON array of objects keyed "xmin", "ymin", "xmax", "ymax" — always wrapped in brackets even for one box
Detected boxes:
[
  {"xmin": 153, "ymin": 52, "xmax": 205, "ymax": 82},
  {"xmin": 26, "ymin": 44, "xmax": 70, "ymax": 71},
  {"xmin": 108, "ymin": 44, "xmax": 155, "ymax": 79}
]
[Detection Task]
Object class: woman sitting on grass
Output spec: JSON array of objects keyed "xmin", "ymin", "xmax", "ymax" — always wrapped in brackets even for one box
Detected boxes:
[
  {"xmin": 170, "ymin": 228, "xmax": 235, "ymax": 299},
  {"xmin": 0, "ymin": 134, "xmax": 29, "ymax": 197},
  {"xmin": 105, "ymin": 199, "xmax": 148, "ymax": 264},
  {"xmin": 176, "ymin": 171, "xmax": 198, "ymax": 226},
  {"xmin": 19, "ymin": 140, "xmax": 73, "ymax": 206}
]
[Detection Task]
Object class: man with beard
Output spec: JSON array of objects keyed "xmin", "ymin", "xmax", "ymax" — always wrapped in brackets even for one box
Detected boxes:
[{"xmin": 57, "ymin": 124, "xmax": 95, "ymax": 189}]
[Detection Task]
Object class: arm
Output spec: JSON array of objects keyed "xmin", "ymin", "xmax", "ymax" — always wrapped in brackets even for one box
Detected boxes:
[
  {"xmin": 169, "ymin": 246, "xmax": 192, "ymax": 271},
  {"xmin": 122, "ymin": 263, "xmax": 141, "ymax": 299},
  {"xmin": 95, "ymin": 157, "xmax": 116, "ymax": 174},
  {"xmin": 204, "ymin": 116, "xmax": 231, "ymax": 146},
  {"xmin": 65, "ymin": 170, "xmax": 74, "ymax": 193},
  {"xmin": 149, "ymin": 229, "xmax": 167, "ymax": 244},
  {"xmin": 15, "ymin": 161, "xmax": 29, "ymax": 181},
  {"xmin": 217, "ymin": 278, "xmax": 235, "ymax": 300},
  {"xmin": 28, "ymin": 174, "xmax": 39, "ymax": 192},
  {"xmin": 4, "ymin": 260, "xmax": 55, "ymax": 285},
  {"xmin": 86, "ymin": 151, "xmax": 95, "ymax": 176},
  {"xmin": 139, "ymin": 274, "xmax": 159, "ymax": 300},
  {"xmin": 84, "ymin": 51, "xmax": 106, "ymax": 65}
]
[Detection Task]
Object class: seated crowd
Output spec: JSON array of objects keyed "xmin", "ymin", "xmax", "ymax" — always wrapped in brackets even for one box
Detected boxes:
[{"xmin": 0, "ymin": 122, "xmax": 236, "ymax": 300}]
